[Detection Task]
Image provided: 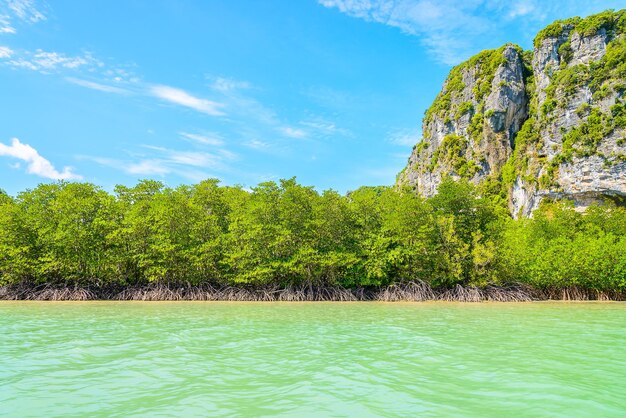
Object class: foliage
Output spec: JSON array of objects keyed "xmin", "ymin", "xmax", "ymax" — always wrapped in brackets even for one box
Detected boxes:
[
  {"xmin": 507, "ymin": 9, "xmax": 626, "ymax": 195},
  {"xmin": 561, "ymin": 108, "xmax": 615, "ymax": 160},
  {"xmin": 2, "ymin": 178, "xmax": 624, "ymax": 292},
  {"xmin": 456, "ymin": 101, "xmax": 474, "ymax": 119},
  {"xmin": 7, "ymin": 14, "xmax": 626, "ymax": 295},
  {"xmin": 423, "ymin": 45, "xmax": 513, "ymax": 127},
  {"xmin": 533, "ymin": 10, "xmax": 626, "ymax": 48},
  {"xmin": 427, "ymin": 135, "xmax": 481, "ymax": 179},
  {"xmin": 533, "ymin": 17, "xmax": 580, "ymax": 48},
  {"xmin": 497, "ymin": 202, "xmax": 626, "ymax": 292},
  {"xmin": 541, "ymin": 10, "xmax": 626, "ymax": 108}
]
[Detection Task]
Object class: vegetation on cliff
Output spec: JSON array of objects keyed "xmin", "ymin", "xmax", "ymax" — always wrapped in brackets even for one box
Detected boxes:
[
  {"xmin": 416, "ymin": 45, "xmax": 521, "ymax": 182},
  {"xmin": 400, "ymin": 9, "xmax": 626, "ymax": 218},
  {"xmin": 533, "ymin": 9, "xmax": 626, "ymax": 48}
]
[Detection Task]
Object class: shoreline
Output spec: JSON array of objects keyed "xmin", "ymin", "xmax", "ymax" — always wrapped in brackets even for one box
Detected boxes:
[{"xmin": 1, "ymin": 281, "xmax": 624, "ymax": 302}]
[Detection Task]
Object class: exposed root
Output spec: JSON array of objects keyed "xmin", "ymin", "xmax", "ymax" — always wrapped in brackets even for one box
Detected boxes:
[
  {"xmin": 0, "ymin": 281, "xmax": 622, "ymax": 301},
  {"xmin": 483, "ymin": 285, "xmax": 534, "ymax": 302},
  {"xmin": 438, "ymin": 284, "xmax": 483, "ymax": 302},
  {"xmin": 536, "ymin": 286, "xmax": 626, "ymax": 301},
  {"xmin": 376, "ymin": 280, "xmax": 435, "ymax": 301},
  {"xmin": 6, "ymin": 284, "xmax": 98, "ymax": 301}
]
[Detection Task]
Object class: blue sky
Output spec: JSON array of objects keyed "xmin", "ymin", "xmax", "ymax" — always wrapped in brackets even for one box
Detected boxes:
[{"xmin": 0, "ymin": 0, "xmax": 623, "ymax": 195}]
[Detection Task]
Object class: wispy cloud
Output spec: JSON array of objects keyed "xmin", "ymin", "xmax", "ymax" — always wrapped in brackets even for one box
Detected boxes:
[
  {"xmin": 507, "ymin": 1, "xmax": 537, "ymax": 19},
  {"xmin": 0, "ymin": 137, "xmax": 81, "ymax": 180},
  {"xmin": 179, "ymin": 131, "xmax": 225, "ymax": 146},
  {"xmin": 300, "ymin": 119, "xmax": 352, "ymax": 138},
  {"xmin": 0, "ymin": 15, "xmax": 15, "ymax": 33},
  {"xmin": 142, "ymin": 145, "xmax": 234, "ymax": 168},
  {"xmin": 83, "ymin": 143, "xmax": 237, "ymax": 182},
  {"xmin": 206, "ymin": 75, "xmax": 354, "ymax": 145},
  {"xmin": 6, "ymin": 0, "xmax": 46, "ymax": 23},
  {"xmin": 209, "ymin": 76, "xmax": 251, "ymax": 93},
  {"xmin": 318, "ymin": 0, "xmax": 486, "ymax": 64},
  {"xmin": 3, "ymin": 49, "xmax": 101, "ymax": 73},
  {"xmin": 207, "ymin": 76, "xmax": 278, "ymax": 124},
  {"xmin": 244, "ymin": 139, "xmax": 271, "ymax": 150},
  {"xmin": 65, "ymin": 77, "xmax": 131, "ymax": 94},
  {"xmin": 0, "ymin": 45, "xmax": 11, "ymax": 57},
  {"xmin": 207, "ymin": 75, "xmax": 323, "ymax": 143},
  {"xmin": 317, "ymin": 0, "xmax": 626, "ymax": 65},
  {"xmin": 85, "ymin": 156, "xmax": 200, "ymax": 180},
  {"xmin": 0, "ymin": 0, "xmax": 46, "ymax": 34},
  {"xmin": 150, "ymin": 84, "xmax": 226, "ymax": 116},
  {"xmin": 88, "ymin": 156, "xmax": 211, "ymax": 181},
  {"xmin": 388, "ymin": 128, "xmax": 420, "ymax": 147},
  {"xmin": 5, "ymin": 46, "xmax": 314, "ymax": 147},
  {"xmin": 279, "ymin": 126, "xmax": 307, "ymax": 139},
  {"xmin": 126, "ymin": 159, "xmax": 170, "ymax": 176}
]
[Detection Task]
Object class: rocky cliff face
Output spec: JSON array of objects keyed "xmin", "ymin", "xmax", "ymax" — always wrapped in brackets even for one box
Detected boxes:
[
  {"xmin": 398, "ymin": 10, "xmax": 626, "ymax": 217},
  {"xmin": 397, "ymin": 45, "xmax": 528, "ymax": 196}
]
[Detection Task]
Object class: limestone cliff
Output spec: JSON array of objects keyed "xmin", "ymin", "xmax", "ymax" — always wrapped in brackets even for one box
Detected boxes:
[{"xmin": 398, "ymin": 10, "xmax": 626, "ymax": 217}]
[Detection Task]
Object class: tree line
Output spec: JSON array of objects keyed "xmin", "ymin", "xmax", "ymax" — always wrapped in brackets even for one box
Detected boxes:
[{"xmin": 1, "ymin": 177, "xmax": 625, "ymax": 294}]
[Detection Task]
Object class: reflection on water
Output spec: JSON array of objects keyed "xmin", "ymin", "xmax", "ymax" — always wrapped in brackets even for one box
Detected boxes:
[{"xmin": 1, "ymin": 302, "xmax": 625, "ymax": 417}]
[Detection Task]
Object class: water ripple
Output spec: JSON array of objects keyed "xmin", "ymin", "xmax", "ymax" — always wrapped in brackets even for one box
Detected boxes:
[{"xmin": 1, "ymin": 302, "xmax": 625, "ymax": 417}]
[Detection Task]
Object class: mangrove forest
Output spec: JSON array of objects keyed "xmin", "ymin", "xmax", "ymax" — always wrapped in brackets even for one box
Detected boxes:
[{"xmin": 1, "ymin": 177, "xmax": 625, "ymax": 300}]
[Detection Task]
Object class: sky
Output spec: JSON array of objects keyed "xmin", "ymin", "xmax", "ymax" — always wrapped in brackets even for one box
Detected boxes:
[{"xmin": 0, "ymin": 0, "xmax": 624, "ymax": 195}]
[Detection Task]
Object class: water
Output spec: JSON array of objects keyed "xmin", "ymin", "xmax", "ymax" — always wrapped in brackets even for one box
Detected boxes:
[{"xmin": 1, "ymin": 302, "xmax": 625, "ymax": 417}]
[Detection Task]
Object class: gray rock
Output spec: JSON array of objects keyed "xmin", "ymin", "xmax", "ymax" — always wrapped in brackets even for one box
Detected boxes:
[
  {"xmin": 569, "ymin": 29, "xmax": 608, "ymax": 66},
  {"xmin": 398, "ymin": 45, "xmax": 527, "ymax": 198},
  {"xmin": 398, "ymin": 15, "xmax": 626, "ymax": 217}
]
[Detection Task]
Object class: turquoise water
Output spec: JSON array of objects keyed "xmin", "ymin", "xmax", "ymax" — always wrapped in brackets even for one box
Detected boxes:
[{"xmin": 1, "ymin": 302, "xmax": 625, "ymax": 417}]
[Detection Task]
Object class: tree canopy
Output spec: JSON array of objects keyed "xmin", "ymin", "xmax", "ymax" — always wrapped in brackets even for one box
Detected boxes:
[{"xmin": 1, "ymin": 177, "xmax": 625, "ymax": 293}]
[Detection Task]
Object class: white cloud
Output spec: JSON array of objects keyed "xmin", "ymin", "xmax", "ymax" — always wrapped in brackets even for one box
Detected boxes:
[
  {"xmin": 388, "ymin": 128, "xmax": 421, "ymax": 147},
  {"xmin": 300, "ymin": 119, "xmax": 352, "ymax": 138},
  {"xmin": 508, "ymin": 1, "xmax": 537, "ymax": 19},
  {"xmin": 244, "ymin": 139, "xmax": 270, "ymax": 150},
  {"xmin": 318, "ymin": 0, "xmax": 490, "ymax": 64},
  {"xmin": 150, "ymin": 85, "xmax": 225, "ymax": 116},
  {"xmin": 318, "ymin": 0, "xmax": 617, "ymax": 65},
  {"xmin": 0, "ymin": 45, "xmax": 12, "ymax": 58},
  {"xmin": 65, "ymin": 77, "xmax": 130, "ymax": 94},
  {"xmin": 210, "ymin": 76, "xmax": 251, "ymax": 93},
  {"xmin": 84, "ymin": 155, "xmax": 174, "ymax": 177},
  {"xmin": 0, "ymin": 138, "xmax": 81, "ymax": 180},
  {"xmin": 207, "ymin": 75, "xmax": 295, "ymax": 133},
  {"xmin": 5, "ymin": 49, "xmax": 100, "ymax": 72},
  {"xmin": 83, "ymin": 143, "xmax": 236, "ymax": 181},
  {"xmin": 206, "ymin": 75, "xmax": 342, "ymax": 146},
  {"xmin": 7, "ymin": 0, "xmax": 46, "ymax": 23},
  {"xmin": 0, "ymin": 0, "xmax": 46, "ymax": 34},
  {"xmin": 0, "ymin": 15, "xmax": 15, "ymax": 33},
  {"xmin": 103, "ymin": 67, "xmax": 140, "ymax": 84},
  {"xmin": 142, "ymin": 145, "xmax": 228, "ymax": 168},
  {"xmin": 213, "ymin": 80, "xmax": 279, "ymax": 125},
  {"xmin": 86, "ymin": 156, "xmax": 211, "ymax": 180},
  {"xmin": 179, "ymin": 131, "xmax": 224, "ymax": 146},
  {"xmin": 279, "ymin": 126, "xmax": 307, "ymax": 139},
  {"xmin": 126, "ymin": 159, "xmax": 170, "ymax": 176},
  {"xmin": 216, "ymin": 148, "xmax": 238, "ymax": 160}
]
